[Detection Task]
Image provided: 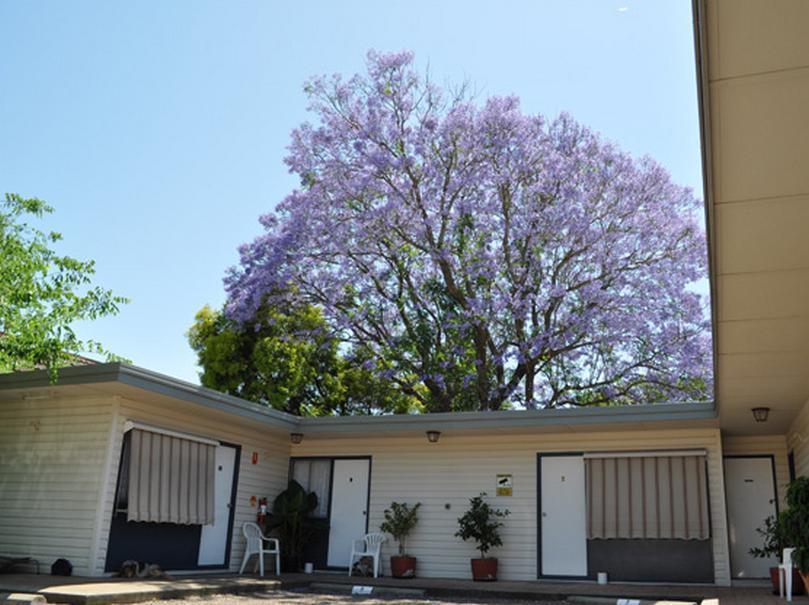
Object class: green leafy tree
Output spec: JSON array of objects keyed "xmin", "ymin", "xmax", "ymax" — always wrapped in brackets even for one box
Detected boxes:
[
  {"xmin": 0, "ymin": 193, "xmax": 127, "ymax": 375},
  {"xmin": 188, "ymin": 303, "xmax": 421, "ymax": 415}
]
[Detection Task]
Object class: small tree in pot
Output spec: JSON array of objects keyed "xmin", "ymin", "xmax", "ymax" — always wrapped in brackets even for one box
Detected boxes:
[
  {"xmin": 751, "ymin": 512, "xmax": 804, "ymax": 595},
  {"xmin": 779, "ymin": 477, "xmax": 809, "ymax": 594},
  {"xmin": 455, "ymin": 493, "xmax": 509, "ymax": 581},
  {"xmin": 380, "ymin": 501, "xmax": 421, "ymax": 578}
]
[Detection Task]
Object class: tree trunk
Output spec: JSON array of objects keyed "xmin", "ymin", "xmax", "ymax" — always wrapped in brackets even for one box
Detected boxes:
[
  {"xmin": 474, "ymin": 326, "xmax": 490, "ymax": 409},
  {"xmin": 524, "ymin": 361, "xmax": 535, "ymax": 408}
]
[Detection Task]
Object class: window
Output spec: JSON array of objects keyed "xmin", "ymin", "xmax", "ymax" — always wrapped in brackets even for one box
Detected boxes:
[
  {"xmin": 114, "ymin": 431, "xmax": 132, "ymax": 513},
  {"xmin": 290, "ymin": 459, "xmax": 331, "ymax": 518}
]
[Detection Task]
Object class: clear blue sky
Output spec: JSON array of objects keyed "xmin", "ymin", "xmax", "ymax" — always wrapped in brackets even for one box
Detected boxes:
[{"xmin": 0, "ymin": 1, "xmax": 702, "ymax": 384}]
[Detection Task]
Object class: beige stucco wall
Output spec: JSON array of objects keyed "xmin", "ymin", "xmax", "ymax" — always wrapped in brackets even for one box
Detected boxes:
[
  {"xmin": 722, "ymin": 434, "xmax": 790, "ymax": 507},
  {"xmin": 292, "ymin": 427, "xmax": 731, "ymax": 586},
  {"xmin": 92, "ymin": 395, "xmax": 291, "ymax": 575},
  {"xmin": 0, "ymin": 396, "xmax": 115, "ymax": 575}
]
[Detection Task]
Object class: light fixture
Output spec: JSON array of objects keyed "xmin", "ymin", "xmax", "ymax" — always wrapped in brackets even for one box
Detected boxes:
[
  {"xmin": 752, "ymin": 407, "xmax": 770, "ymax": 423},
  {"xmin": 426, "ymin": 430, "xmax": 441, "ymax": 443},
  {"xmin": 290, "ymin": 432, "xmax": 304, "ymax": 444}
]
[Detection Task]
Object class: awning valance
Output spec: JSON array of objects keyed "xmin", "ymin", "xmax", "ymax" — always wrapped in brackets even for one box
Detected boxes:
[
  {"xmin": 586, "ymin": 454, "xmax": 709, "ymax": 540},
  {"xmin": 126, "ymin": 426, "xmax": 216, "ymax": 525}
]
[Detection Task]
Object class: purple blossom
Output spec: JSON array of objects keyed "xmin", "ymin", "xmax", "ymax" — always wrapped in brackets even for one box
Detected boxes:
[{"xmin": 225, "ymin": 50, "xmax": 712, "ymax": 410}]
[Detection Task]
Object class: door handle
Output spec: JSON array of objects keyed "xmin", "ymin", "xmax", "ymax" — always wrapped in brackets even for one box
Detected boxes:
[
  {"xmin": 363, "ymin": 511, "xmax": 367, "ymax": 516},
  {"xmin": 542, "ymin": 512, "xmax": 547, "ymax": 517}
]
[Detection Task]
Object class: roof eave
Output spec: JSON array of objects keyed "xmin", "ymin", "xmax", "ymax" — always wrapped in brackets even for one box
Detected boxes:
[
  {"xmin": 300, "ymin": 401, "xmax": 718, "ymax": 434},
  {"xmin": 0, "ymin": 364, "xmax": 718, "ymax": 434},
  {"xmin": 0, "ymin": 363, "xmax": 301, "ymax": 430}
]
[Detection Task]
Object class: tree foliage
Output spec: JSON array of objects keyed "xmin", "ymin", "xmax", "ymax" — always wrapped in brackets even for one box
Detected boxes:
[
  {"xmin": 0, "ymin": 193, "xmax": 127, "ymax": 375},
  {"xmin": 225, "ymin": 51, "xmax": 711, "ymax": 411},
  {"xmin": 188, "ymin": 302, "xmax": 421, "ymax": 415}
]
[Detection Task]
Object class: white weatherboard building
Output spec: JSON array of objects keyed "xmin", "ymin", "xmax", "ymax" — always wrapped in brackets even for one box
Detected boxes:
[
  {"xmin": 2, "ymin": 0, "xmax": 809, "ymax": 588},
  {"xmin": 0, "ymin": 360, "xmax": 800, "ymax": 587}
]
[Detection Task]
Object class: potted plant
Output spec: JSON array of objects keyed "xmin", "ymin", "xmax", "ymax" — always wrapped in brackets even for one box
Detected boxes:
[
  {"xmin": 380, "ymin": 501, "xmax": 421, "ymax": 578},
  {"xmin": 455, "ymin": 493, "xmax": 509, "ymax": 581},
  {"xmin": 779, "ymin": 477, "xmax": 809, "ymax": 594},
  {"xmin": 750, "ymin": 512, "xmax": 804, "ymax": 594},
  {"xmin": 264, "ymin": 480, "xmax": 327, "ymax": 572}
]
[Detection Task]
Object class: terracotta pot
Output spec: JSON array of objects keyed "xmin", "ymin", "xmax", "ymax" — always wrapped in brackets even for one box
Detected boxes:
[
  {"xmin": 390, "ymin": 555, "xmax": 417, "ymax": 578},
  {"xmin": 470, "ymin": 557, "xmax": 498, "ymax": 581},
  {"xmin": 801, "ymin": 571, "xmax": 809, "ymax": 596},
  {"xmin": 769, "ymin": 567, "xmax": 806, "ymax": 595}
]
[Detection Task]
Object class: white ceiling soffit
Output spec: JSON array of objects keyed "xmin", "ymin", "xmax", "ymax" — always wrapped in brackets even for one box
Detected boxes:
[{"xmin": 698, "ymin": 0, "xmax": 809, "ymax": 435}]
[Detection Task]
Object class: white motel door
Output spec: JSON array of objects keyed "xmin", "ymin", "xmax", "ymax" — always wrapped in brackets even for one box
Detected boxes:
[
  {"xmin": 724, "ymin": 457, "xmax": 778, "ymax": 578},
  {"xmin": 327, "ymin": 459, "xmax": 370, "ymax": 567},
  {"xmin": 198, "ymin": 444, "xmax": 237, "ymax": 566},
  {"xmin": 540, "ymin": 455, "xmax": 588, "ymax": 576}
]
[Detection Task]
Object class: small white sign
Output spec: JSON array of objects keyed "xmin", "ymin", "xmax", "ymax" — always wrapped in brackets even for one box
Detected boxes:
[
  {"xmin": 496, "ymin": 473, "xmax": 513, "ymax": 496},
  {"xmin": 352, "ymin": 586, "xmax": 374, "ymax": 595}
]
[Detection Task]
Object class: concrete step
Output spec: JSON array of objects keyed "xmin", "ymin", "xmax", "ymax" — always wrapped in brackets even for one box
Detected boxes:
[
  {"xmin": 34, "ymin": 577, "xmax": 282, "ymax": 605},
  {"xmin": 0, "ymin": 593, "xmax": 47, "ymax": 605}
]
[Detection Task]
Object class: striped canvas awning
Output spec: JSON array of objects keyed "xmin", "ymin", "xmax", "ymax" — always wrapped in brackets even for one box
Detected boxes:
[
  {"xmin": 585, "ymin": 453, "xmax": 710, "ymax": 540},
  {"xmin": 126, "ymin": 426, "xmax": 216, "ymax": 525}
]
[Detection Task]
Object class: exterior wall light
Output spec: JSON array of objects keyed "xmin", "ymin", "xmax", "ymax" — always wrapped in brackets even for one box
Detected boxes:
[
  {"xmin": 752, "ymin": 407, "xmax": 770, "ymax": 423},
  {"xmin": 290, "ymin": 432, "xmax": 304, "ymax": 444},
  {"xmin": 426, "ymin": 430, "xmax": 441, "ymax": 443}
]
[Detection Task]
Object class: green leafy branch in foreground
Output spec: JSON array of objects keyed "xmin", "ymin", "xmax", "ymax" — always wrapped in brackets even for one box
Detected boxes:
[{"xmin": 0, "ymin": 193, "xmax": 129, "ymax": 377}]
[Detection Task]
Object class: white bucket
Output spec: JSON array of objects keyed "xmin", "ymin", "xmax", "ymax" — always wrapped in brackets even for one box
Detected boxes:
[
  {"xmin": 597, "ymin": 571, "xmax": 608, "ymax": 585},
  {"xmin": 304, "ymin": 562, "xmax": 314, "ymax": 574}
]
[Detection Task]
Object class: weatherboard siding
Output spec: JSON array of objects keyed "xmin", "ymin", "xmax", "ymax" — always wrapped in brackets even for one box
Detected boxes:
[
  {"xmin": 787, "ymin": 397, "xmax": 809, "ymax": 479},
  {"xmin": 0, "ymin": 396, "xmax": 115, "ymax": 576},
  {"xmin": 292, "ymin": 427, "xmax": 731, "ymax": 586},
  {"xmin": 92, "ymin": 396, "xmax": 290, "ymax": 575},
  {"xmin": 722, "ymin": 434, "xmax": 790, "ymax": 507}
]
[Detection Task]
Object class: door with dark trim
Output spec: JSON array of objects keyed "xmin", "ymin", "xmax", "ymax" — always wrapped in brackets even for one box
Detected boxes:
[
  {"xmin": 538, "ymin": 454, "xmax": 587, "ymax": 577},
  {"xmin": 327, "ymin": 459, "xmax": 370, "ymax": 567},
  {"xmin": 198, "ymin": 443, "xmax": 240, "ymax": 567},
  {"xmin": 724, "ymin": 455, "xmax": 778, "ymax": 578}
]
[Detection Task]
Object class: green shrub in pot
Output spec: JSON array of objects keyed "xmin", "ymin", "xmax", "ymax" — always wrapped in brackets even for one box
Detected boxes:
[
  {"xmin": 455, "ymin": 493, "xmax": 509, "ymax": 581},
  {"xmin": 751, "ymin": 511, "xmax": 804, "ymax": 595},
  {"xmin": 380, "ymin": 501, "xmax": 421, "ymax": 578},
  {"xmin": 781, "ymin": 476, "xmax": 809, "ymax": 588}
]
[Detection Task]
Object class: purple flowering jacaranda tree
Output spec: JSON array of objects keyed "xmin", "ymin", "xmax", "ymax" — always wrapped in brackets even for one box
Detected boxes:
[{"xmin": 225, "ymin": 51, "xmax": 711, "ymax": 412}]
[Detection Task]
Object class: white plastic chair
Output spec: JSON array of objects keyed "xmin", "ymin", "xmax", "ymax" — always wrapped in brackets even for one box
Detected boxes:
[
  {"xmin": 348, "ymin": 532, "xmax": 386, "ymax": 578},
  {"xmin": 779, "ymin": 547, "xmax": 797, "ymax": 602},
  {"xmin": 239, "ymin": 522, "xmax": 280, "ymax": 576}
]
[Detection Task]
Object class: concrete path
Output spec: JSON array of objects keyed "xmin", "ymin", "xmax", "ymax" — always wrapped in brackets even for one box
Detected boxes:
[
  {"xmin": 0, "ymin": 571, "xmax": 806, "ymax": 605},
  {"xmin": 279, "ymin": 573, "xmax": 809, "ymax": 605},
  {"xmin": 0, "ymin": 575, "xmax": 283, "ymax": 605}
]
